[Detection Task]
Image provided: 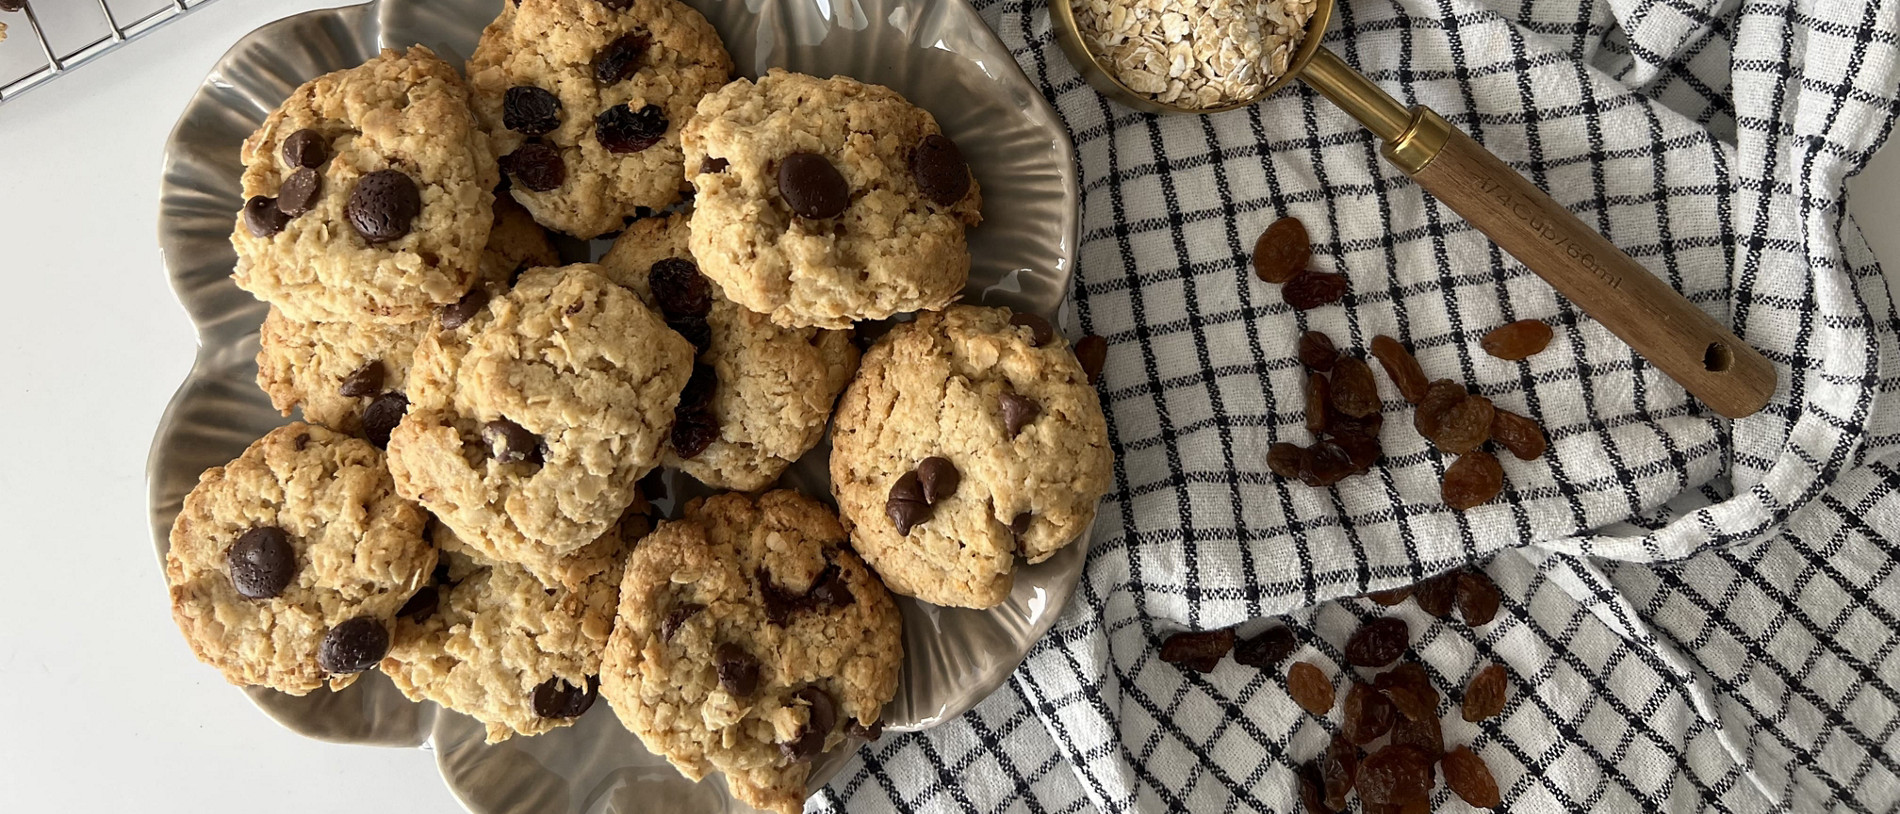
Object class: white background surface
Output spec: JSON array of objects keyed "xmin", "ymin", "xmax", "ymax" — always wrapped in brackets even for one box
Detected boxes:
[{"xmin": 0, "ymin": 2, "xmax": 1895, "ymax": 813}]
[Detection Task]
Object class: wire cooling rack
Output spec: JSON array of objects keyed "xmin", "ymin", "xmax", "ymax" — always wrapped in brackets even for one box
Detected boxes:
[{"xmin": 1, "ymin": 0, "xmax": 220, "ymax": 103}]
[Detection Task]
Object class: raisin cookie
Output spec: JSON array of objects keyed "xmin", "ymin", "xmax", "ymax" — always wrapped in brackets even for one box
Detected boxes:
[
  {"xmin": 166, "ymin": 423, "xmax": 434, "ymax": 695},
  {"xmin": 828, "ymin": 306, "xmax": 1112, "ymax": 608},
  {"xmin": 255, "ymin": 198, "xmax": 558, "ymax": 437},
  {"xmin": 467, "ymin": 0, "xmax": 733, "ymax": 238},
  {"xmin": 599, "ymin": 213, "xmax": 859, "ymax": 491},
  {"xmin": 387, "ymin": 264, "xmax": 694, "ymax": 563},
  {"xmin": 683, "ymin": 69, "xmax": 982, "ymax": 329},
  {"xmin": 600, "ymin": 490, "xmax": 902, "ymax": 814},
  {"xmin": 231, "ymin": 46, "xmax": 497, "ymax": 324},
  {"xmin": 380, "ymin": 528, "xmax": 626, "ymax": 743}
]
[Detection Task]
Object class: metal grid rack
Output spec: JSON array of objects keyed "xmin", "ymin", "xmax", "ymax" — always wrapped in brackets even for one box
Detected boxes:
[{"xmin": 1, "ymin": 0, "xmax": 220, "ymax": 103}]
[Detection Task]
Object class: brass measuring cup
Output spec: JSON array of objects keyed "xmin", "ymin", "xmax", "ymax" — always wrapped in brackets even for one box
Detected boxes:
[{"xmin": 1050, "ymin": 0, "xmax": 1777, "ymax": 419}]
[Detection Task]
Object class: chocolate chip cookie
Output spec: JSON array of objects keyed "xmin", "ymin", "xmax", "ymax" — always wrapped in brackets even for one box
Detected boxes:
[
  {"xmin": 599, "ymin": 213, "xmax": 859, "ymax": 491},
  {"xmin": 467, "ymin": 0, "xmax": 733, "ymax": 238},
  {"xmin": 166, "ymin": 423, "xmax": 434, "ymax": 695},
  {"xmin": 380, "ymin": 530, "xmax": 626, "ymax": 743},
  {"xmin": 828, "ymin": 306, "xmax": 1112, "ymax": 608},
  {"xmin": 599, "ymin": 490, "xmax": 902, "ymax": 814},
  {"xmin": 682, "ymin": 70, "xmax": 982, "ymax": 329},
  {"xmin": 231, "ymin": 46, "xmax": 498, "ymax": 324},
  {"xmin": 255, "ymin": 198, "xmax": 557, "ymax": 436},
  {"xmin": 387, "ymin": 264, "xmax": 694, "ymax": 566}
]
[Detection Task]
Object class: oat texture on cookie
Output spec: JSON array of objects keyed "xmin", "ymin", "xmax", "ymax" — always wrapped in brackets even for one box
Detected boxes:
[
  {"xmin": 829, "ymin": 305, "xmax": 1113, "ymax": 608},
  {"xmin": 467, "ymin": 0, "xmax": 733, "ymax": 238},
  {"xmin": 600, "ymin": 213, "xmax": 859, "ymax": 491},
  {"xmin": 682, "ymin": 69, "xmax": 983, "ymax": 329},
  {"xmin": 166, "ymin": 423, "xmax": 434, "ymax": 695},
  {"xmin": 231, "ymin": 46, "xmax": 497, "ymax": 324},
  {"xmin": 599, "ymin": 490, "xmax": 903, "ymax": 814},
  {"xmin": 386, "ymin": 264, "xmax": 694, "ymax": 569}
]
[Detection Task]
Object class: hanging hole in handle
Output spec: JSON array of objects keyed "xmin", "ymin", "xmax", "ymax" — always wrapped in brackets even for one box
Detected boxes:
[{"xmin": 1704, "ymin": 342, "xmax": 1734, "ymax": 372}]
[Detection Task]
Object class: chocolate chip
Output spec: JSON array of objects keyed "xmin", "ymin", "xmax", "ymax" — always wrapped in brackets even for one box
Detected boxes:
[
  {"xmin": 483, "ymin": 418, "xmax": 543, "ymax": 464},
  {"xmin": 777, "ymin": 152, "xmax": 851, "ymax": 219},
  {"xmin": 1009, "ymin": 312, "xmax": 1055, "ymax": 346},
  {"xmin": 318, "ymin": 617, "xmax": 388, "ymax": 674},
  {"xmin": 1010, "ymin": 512, "xmax": 1032, "ymax": 535},
  {"xmin": 1075, "ymin": 335, "xmax": 1108, "ymax": 383},
  {"xmin": 910, "ymin": 133, "xmax": 971, "ymax": 206},
  {"xmin": 807, "ymin": 561, "xmax": 855, "ymax": 610},
  {"xmin": 594, "ymin": 33, "xmax": 649, "ymax": 84},
  {"xmin": 848, "ymin": 718, "xmax": 884, "ymax": 740},
  {"xmin": 346, "ymin": 170, "xmax": 421, "ymax": 244},
  {"xmin": 501, "ymin": 143, "xmax": 565, "ymax": 191},
  {"xmin": 596, "ymin": 0, "xmax": 633, "ymax": 8},
  {"xmin": 503, "ymin": 86, "xmax": 562, "ymax": 136},
  {"xmin": 714, "ymin": 643, "xmax": 760, "ymax": 696},
  {"xmin": 293, "ymin": 433, "xmax": 310, "ymax": 450},
  {"xmin": 596, "ymin": 104, "xmax": 667, "ymax": 153},
  {"xmin": 917, "ymin": 456, "xmax": 960, "ymax": 503},
  {"xmin": 649, "ymin": 258, "xmax": 711, "ymax": 319},
  {"xmin": 1000, "ymin": 391, "xmax": 1040, "ymax": 436},
  {"xmin": 277, "ymin": 168, "xmax": 321, "ymax": 217},
  {"xmin": 338, "ymin": 360, "xmax": 384, "ymax": 398},
  {"xmin": 440, "ymin": 287, "xmax": 490, "ymax": 330},
  {"xmin": 361, "ymin": 392, "xmax": 407, "ymax": 448},
  {"xmin": 227, "ymin": 525, "xmax": 296, "ymax": 599},
  {"xmin": 781, "ymin": 686, "xmax": 837, "ymax": 761},
  {"xmin": 698, "ymin": 156, "xmax": 729, "ymax": 175},
  {"xmin": 282, "ymin": 128, "xmax": 327, "ymax": 169},
  {"xmin": 661, "ymin": 603, "xmax": 704, "ymax": 640},
  {"xmin": 396, "ymin": 586, "xmax": 438, "ymax": 622},
  {"xmin": 532, "ymin": 675, "xmax": 599, "ymax": 719},
  {"xmin": 759, "ymin": 561, "xmax": 854, "ymax": 626},
  {"xmin": 243, "ymin": 195, "xmax": 289, "ymax": 238}
]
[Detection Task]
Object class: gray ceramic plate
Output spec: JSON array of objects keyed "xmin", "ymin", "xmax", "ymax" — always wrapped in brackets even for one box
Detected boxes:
[{"xmin": 148, "ymin": 0, "xmax": 1081, "ymax": 811}]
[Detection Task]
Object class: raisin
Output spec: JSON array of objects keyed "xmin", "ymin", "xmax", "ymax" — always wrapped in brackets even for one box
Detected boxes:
[
  {"xmin": 1234, "ymin": 626, "xmax": 1297, "ymax": 669},
  {"xmin": 1443, "ymin": 745, "xmax": 1502, "ymax": 808},
  {"xmin": 502, "ymin": 86, "xmax": 561, "ymax": 136},
  {"xmin": 1432, "ymin": 394, "xmax": 1495, "ymax": 455},
  {"xmin": 1301, "ymin": 441, "xmax": 1355, "ymax": 487},
  {"xmin": 596, "ymin": 104, "xmax": 667, "ymax": 153},
  {"xmin": 1298, "ymin": 330, "xmax": 1338, "ymax": 371},
  {"xmin": 1442, "ymin": 450, "xmax": 1505, "ymax": 510},
  {"xmin": 1358, "ymin": 745, "xmax": 1435, "ymax": 807},
  {"xmin": 593, "ymin": 33, "xmax": 649, "ymax": 84},
  {"xmin": 1481, "ymin": 319, "xmax": 1553, "ymax": 360},
  {"xmin": 1413, "ymin": 572, "xmax": 1458, "ymax": 617},
  {"xmin": 1373, "ymin": 662, "xmax": 1439, "ymax": 722},
  {"xmin": 1491, "ymin": 409, "xmax": 1548, "ymax": 460},
  {"xmin": 1463, "ymin": 664, "xmax": 1508, "ymax": 722},
  {"xmin": 1322, "ymin": 734, "xmax": 1359, "ymax": 811},
  {"xmin": 1267, "ymin": 443, "xmax": 1305, "ymax": 479},
  {"xmin": 501, "ymin": 143, "xmax": 565, "ymax": 192},
  {"xmin": 1344, "ymin": 617, "xmax": 1408, "ymax": 667},
  {"xmin": 1306, "ymin": 372, "xmax": 1332, "ymax": 436},
  {"xmin": 1282, "ymin": 270, "xmax": 1349, "ymax": 310},
  {"xmin": 1252, "ymin": 216, "xmax": 1309, "ymax": 284},
  {"xmin": 1328, "ymin": 409, "xmax": 1383, "ymax": 438},
  {"xmin": 1341, "ymin": 682, "xmax": 1396, "ymax": 745},
  {"xmin": 1299, "ymin": 762, "xmax": 1337, "ymax": 814},
  {"xmin": 1413, "ymin": 379, "xmax": 1466, "ymax": 440},
  {"xmin": 649, "ymin": 257, "xmax": 712, "ymax": 318},
  {"xmin": 1159, "ymin": 628, "xmax": 1234, "ymax": 674},
  {"xmin": 1075, "ymin": 334, "xmax": 1108, "ymax": 384},
  {"xmin": 1332, "ymin": 432, "xmax": 1381, "ymax": 474},
  {"xmin": 1287, "ymin": 661, "xmax": 1334, "ymax": 715},
  {"xmin": 1456, "ymin": 570, "xmax": 1502, "ymax": 626},
  {"xmin": 1330, "ymin": 358, "xmax": 1379, "ymax": 418},
  {"xmin": 1366, "ymin": 586, "xmax": 1412, "ymax": 606},
  {"xmin": 1369, "ymin": 335, "xmax": 1429, "ymax": 404},
  {"xmin": 1387, "ymin": 711, "xmax": 1443, "ymax": 761}
]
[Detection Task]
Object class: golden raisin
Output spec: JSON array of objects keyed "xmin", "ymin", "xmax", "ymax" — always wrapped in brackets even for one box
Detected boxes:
[
  {"xmin": 1268, "ymin": 443, "xmax": 1306, "ymax": 479},
  {"xmin": 1457, "ymin": 571, "xmax": 1502, "ymax": 626},
  {"xmin": 1341, "ymin": 682, "xmax": 1397, "ymax": 745},
  {"xmin": 1344, "ymin": 617, "xmax": 1409, "ymax": 667},
  {"xmin": 1442, "ymin": 450, "xmax": 1505, "ymax": 510},
  {"xmin": 1301, "ymin": 441, "xmax": 1356, "ymax": 487},
  {"xmin": 1298, "ymin": 330, "xmax": 1339, "ymax": 371},
  {"xmin": 1413, "ymin": 379, "xmax": 1466, "ymax": 440},
  {"xmin": 1463, "ymin": 664, "xmax": 1509, "ymax": 722},
  {"xmin": 1159, "ymin": 628, "xmax": 1235, "ymax": 673},
  {"xmin": 1253, "ymin": 216, "xmax": 1310, "ymax": 284},
  {"xmin": 1331, "ymin": 358, "xmax": 1380, "ymax": 418},
  {"xmin": 1283, "ymin": 270, "xmax": 1349, "ymax": 310},
  {"xmin": 1366, "ymin": 586, "xmax": 1412, "ymax": 606},
  {"xmin": 1388, "ymin": 711, "xmax": 1443, "ymax": 760},
  {"xmin": 1491, "ymin": 408, "xmax": 1548, "ymax": 460},
  {"xmin": 1306, "ymin": 372, "xmax": 1332, "ymax": 436},
  {"xmin": 1322, "ymin": 734, "xmax": 1359, "ymax": 810},
  {"xmin": 1413, "ymin": 572, "xmax": 1458, "ymax": 617},
  {"xmin": 1374, "ymin": 662, "xmax": 1439, "ymax": 721},
  {"xmin": 1358, "ymin": 745, "xmax": 1435, "ymax": 807},
  {"xmin": 1287, "ymin": 661, "xmax": 1334, "ymax": 715},
  {"xmin": 1369, "ymin": 335, "xmax": 1429, "ymax": 404},
  {"xmin": 1443, "ymin": 745, "xmax": 1502, "ymax": 808},
  {"xmin": 1432, "ymin": 394, "xmax": 1495, "ymax": 455},
  {"xmin": 1481, "ymin": 319, "xmax": 1553, "ymax": 360}
]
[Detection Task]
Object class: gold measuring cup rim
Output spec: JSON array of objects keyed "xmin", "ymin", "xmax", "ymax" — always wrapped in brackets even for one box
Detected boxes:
[{"xmin": 1049, "ymin": 0, "xmax": 1338, "ymax": 115}]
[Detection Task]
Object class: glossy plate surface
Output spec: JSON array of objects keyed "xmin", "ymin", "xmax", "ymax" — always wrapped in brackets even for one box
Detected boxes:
[{"xmin": 148, "ymin": 0, "xmax": 1082, "ymax": 811}]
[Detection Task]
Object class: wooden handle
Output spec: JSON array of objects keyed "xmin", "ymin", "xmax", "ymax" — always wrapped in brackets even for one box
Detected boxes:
[{"xmin": 1403, "ymin": 120, "xmax": 1777, "ymax": 418}]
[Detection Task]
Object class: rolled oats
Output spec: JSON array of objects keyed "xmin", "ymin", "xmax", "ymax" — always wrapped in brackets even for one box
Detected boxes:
[{"xmin": 1074, "ymin": 0, "xmax": 1317, "ymax": 109}]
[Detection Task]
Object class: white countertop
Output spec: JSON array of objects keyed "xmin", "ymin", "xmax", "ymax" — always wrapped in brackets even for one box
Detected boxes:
[{"xmin": 1, "ymin": 2, "xmax": 1894, "ymax": 812}]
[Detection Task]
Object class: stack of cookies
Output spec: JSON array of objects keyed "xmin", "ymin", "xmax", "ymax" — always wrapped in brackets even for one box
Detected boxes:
[{"xmin": 164, "ymin": 2, "xmax": 1112, "ymax": 811}]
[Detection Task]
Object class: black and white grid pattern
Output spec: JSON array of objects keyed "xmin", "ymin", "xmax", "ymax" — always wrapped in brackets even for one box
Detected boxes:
[{"xmin": 813, "ymin": 0, "xmax": 1900, "ymax": 810}]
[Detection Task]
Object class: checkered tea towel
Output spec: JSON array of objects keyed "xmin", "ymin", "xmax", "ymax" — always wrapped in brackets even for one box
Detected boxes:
[{"xmin": 813, "ymin": 0, "xmax": 1900, "ymax": 811}]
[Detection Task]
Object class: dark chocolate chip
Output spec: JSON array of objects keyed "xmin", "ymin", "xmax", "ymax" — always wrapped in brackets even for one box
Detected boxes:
[
  {"xmin": 661, "ymin": 603, "xmax": 704, "ymax": 641},
  {"xmin": 910, "ymin": 133, "xmax": 971, "ymax": 206},
  {"xmin": 276, "ymin": 168, "xmax": 321, "ymax": 217},
  {"xmin": 318, "ymin": 617, "xmax": 389, "ymax": 674},
  {"xmin": 1010, "ymin": 512, "xmax": 1032, "ymax": 536},
  {"xmin": 503, "ymin": 86, "xmax": 562, "ymax": 136},
  {"xmin": 1009, "ymin": 312, "xmax": 1055, "ymax": 346},
  {"xmin": 346, "ymin": 170, "xmax": 421, "ymax": 244},
  {"xmin": 243, "ymin": 195, "xmax": 289, "ymax": 238},
  {"xmin": 501, "ymin": 142, "xmax": 566, "ymax": 192},
  {"xmin": 293, "ymin": 432, "xmax": 310, "ymax": 450},
  {"xmin": 1000, "ymin": 391, "xmax": 1041, "ymax": 436},
  {"xmin": 594, "ymin": 33, "xmax": 649, "ymax": 84},
  {"xmin": 714, "ymin": 643, "xmax": 760, "ymax": 696},
  {"xmin": 698, "ymin": 156, "xmax": 729, "ymax": 174},
  {"xmin": 361, "ymin": 392, "xmax": 407, "ymax": 448},
  {"xmin": 848, "ymin": 718, "xmax": 884, "ymax": 741},
  {"xmin": 759, "ymin": 561, "xmax": 853, "ymax": 626},
  {"xmin": 780, "ymin": 686, "xmax": 837, "ymax": 761},
  {"xmin": 916, "ymin": 456, "xmax": 960, "ymax": 504},
  {"xmin": 596, "ymin": 104, "xmax": 667, "ymax": 153},
  {"xmin": 483, "ymin": 418, "xmax": 543, "ymax": 465},
  {"xmin": 532, "ymin": 675, "xmax": 599, "ymax": 719},
  {"xmin": 338, "ymin": 360, "xmax": 385, "ymax": 398},
  {"xmin": 649, "ymin": 257, "xmax": 711, "ymax": 319},
  {"xmin": 885, "ymin": 496, "xmax": 930, "ymax": 536},
  {"xmin": 776, "ymin": 152, "xmax": 850, "ymax": 219},
  {"xmin": 282, "ymin": 128, "xmax": 327, "ymax": 169},
  {"xmin": 806, "ymin": 562, "xmax": 855, "ymax": 611},
  {"xmin": 227, "ymin": 525, "xmax": 297, "ymax": 600},
  {"xmin": 440, "ymin": 287, "xmax": 490, "ymax": 330},
  {"xmin": 396, "ymin": 585, "xmax": 438, "ymax": 622}
]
